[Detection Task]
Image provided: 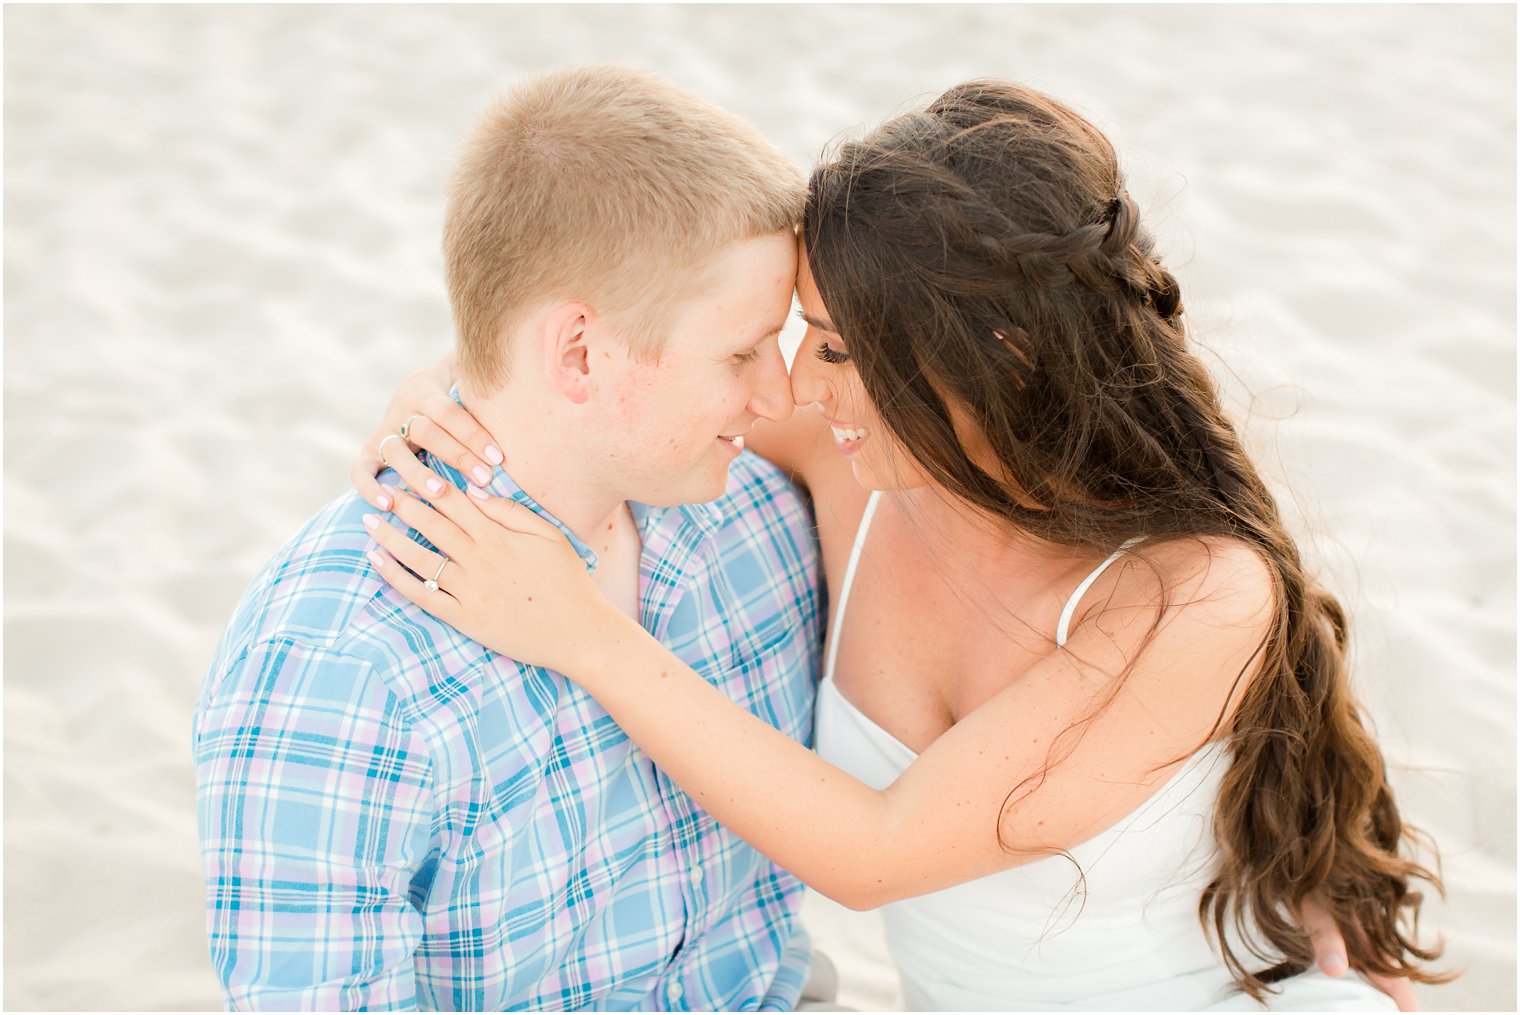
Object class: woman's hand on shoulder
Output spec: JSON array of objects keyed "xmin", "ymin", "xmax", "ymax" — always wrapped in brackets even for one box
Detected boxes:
[
  {"xmin": 352, "ymin": 351, "xmax": 505, "ymax": 511},
  {"xmin": 361, "ymin": 440, "xmax": 616, "ymax": 676}
]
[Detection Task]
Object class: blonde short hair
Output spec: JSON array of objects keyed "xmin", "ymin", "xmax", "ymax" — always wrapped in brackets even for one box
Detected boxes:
[{"xmin": 444, "ymin": 66, "xmax": 805, "ymax": 390}]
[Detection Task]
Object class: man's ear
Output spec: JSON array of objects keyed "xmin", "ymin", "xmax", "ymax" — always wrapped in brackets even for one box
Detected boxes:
[{"xmin": 542, "ymin": 301, "xmax": 596, "ymax": 405}]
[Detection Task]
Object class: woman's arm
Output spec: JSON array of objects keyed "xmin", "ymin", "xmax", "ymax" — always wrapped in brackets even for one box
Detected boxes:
[
  {"xmin": 361, "ymin": 448, "xmax": 1408, "ymax": 1002},
  {"xmin": 563, "ymin": 569, "xmax": 1266, "ymax": 909},
  {"xmin": 362, "ymin": 454, "xmax": 1271, "ymax": 910}
]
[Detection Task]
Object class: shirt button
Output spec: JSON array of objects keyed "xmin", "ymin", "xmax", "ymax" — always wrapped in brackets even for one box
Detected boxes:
[
  {"xmin": 690, "ymin": 865, "xmax": 705, "ymax": 887},
  {"xmin": 666, "ymin": 979, "xmax": 683, "ymax": 1005}
]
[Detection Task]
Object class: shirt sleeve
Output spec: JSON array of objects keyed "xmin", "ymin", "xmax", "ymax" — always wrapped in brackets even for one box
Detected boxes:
[{"xmin": 194, "ymin": 638, "xmax": 438, "ymax": 1011}]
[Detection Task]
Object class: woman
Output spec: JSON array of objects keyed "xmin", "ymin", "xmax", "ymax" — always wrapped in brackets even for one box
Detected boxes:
[{"xmin": 353, "ymin": 81, "xmax": 1443, "ymax": 1009}]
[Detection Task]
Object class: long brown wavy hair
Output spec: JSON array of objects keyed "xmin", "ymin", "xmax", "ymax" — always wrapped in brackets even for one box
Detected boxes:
[{"xmin": 803, "ymin": 80, "xmax": 1446, "ymax": 1000}]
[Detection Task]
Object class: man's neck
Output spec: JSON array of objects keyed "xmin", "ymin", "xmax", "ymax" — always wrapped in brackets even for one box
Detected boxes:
[{"xmin": 457, "ymin": 384, "xmax": 628, "ymax": 548}]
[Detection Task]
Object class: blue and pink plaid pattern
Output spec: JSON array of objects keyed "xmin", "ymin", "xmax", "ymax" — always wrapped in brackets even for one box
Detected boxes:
[{"xmin": 194, "ymin": 451, "xmax": 823, "ymax": 1010}]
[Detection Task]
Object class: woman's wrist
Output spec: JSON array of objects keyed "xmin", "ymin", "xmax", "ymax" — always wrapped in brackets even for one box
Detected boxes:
[{"xmin": 558, "ymin": 598, "xmax": 650, "ymax": 689}]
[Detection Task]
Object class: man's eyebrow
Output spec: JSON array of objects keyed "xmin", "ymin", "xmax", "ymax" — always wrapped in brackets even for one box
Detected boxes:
[
  {"xmin": 794, "ymin": 308, "xmax": 839, "ymax": 333},
  {"xmin": 742, "ymin": 318, "xmax": 790, "ymax": 347}
]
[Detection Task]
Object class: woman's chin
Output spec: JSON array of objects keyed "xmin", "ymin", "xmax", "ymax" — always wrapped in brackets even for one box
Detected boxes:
[{"xmin": 850, "ymin": 453, "xmax": 928, "ymax": 493}]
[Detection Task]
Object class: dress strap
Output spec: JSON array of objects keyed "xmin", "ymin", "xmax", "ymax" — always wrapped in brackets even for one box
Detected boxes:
[
  {"xmin": 825, "ymin": 491, "xmax": 882, "ymax": 680},
  {"xmin": 1055, "ymin": 537, "xmax": 1146, "ymax": 648}
]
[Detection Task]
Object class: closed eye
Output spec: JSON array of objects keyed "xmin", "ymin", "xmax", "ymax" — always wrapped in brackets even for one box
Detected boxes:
[
  {"xmin": 732, "ymin": 347, "xmax": 763, "ymax": 365},
  {"xmin": 815, "ymin": 343, "xmax": 851, "ymax": 365}
]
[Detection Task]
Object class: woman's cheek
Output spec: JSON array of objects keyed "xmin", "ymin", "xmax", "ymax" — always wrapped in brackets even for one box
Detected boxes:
[{"xmin": 866, "ymin": 431, "xmax": 933, "ymax": 491}]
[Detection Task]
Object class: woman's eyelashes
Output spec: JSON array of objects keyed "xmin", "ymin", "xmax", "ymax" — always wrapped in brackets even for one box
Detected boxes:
[{"xmin": 815, "ymin": 342, "xmax": 851, "ymax": 365}]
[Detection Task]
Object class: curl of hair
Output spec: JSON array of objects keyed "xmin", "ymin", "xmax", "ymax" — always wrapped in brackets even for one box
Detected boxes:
[{"xmin": 804, "ymin": 78, "xmax": 1446, "ymax": 1001}]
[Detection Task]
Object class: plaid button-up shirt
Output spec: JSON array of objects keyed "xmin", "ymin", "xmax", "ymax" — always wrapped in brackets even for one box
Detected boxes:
[{"xmin": 194, "ymin": 451, "xmax": 823, "ymax": 1010}]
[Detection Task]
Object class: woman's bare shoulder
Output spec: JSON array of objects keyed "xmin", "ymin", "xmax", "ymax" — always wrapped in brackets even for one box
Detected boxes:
[
  {"xmin": 1152, "ymin": 534, "xmax": 1274, "ymax": 624},
  {"xmin": 1050, "ymin": 534, "xmax": 1277, "ymax": 751},
  {"xmin": 741, "ymin": 407, "xmax": 836, "ymax": 494},
  {"xmin": 1080, "ymin": 534, "xmax": 1277, "ymax": 678}
]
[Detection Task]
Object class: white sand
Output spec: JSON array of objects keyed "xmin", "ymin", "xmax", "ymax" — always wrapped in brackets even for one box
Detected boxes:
[{"xmin": 3, "ymin": 5, "xmax": 1512, "ymax": 1010}]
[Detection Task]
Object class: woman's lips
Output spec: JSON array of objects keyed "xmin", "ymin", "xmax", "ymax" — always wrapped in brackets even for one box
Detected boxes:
[{"xmin": 827, "ymin": 422, "xmax": 869, "ymax": 455}]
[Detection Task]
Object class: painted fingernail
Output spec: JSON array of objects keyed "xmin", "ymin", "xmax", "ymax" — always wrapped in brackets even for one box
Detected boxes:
[
  {"xmin": 472, "ymin": 465, "xmax": 492, "ymax": 486},
  {"xmin": 484, "ymin": 445, "xmax": 504, "ymax": 465},
  {"xmin": 374, "ymin": 493, "xmax": 391, "ymax": 511},
  {"xmin": 468, "ymin": 484, "xmax": 489, "ymax": 501},
  {"xmin": 362, "ymin": 513, "xmax": 380, "ymax": 531},
  {"xmin": 366, "ymin": 550, "xmax": 385, "ymax": 569},
  {"xmin": 426, "ymin": 478, "xmax": 446, "ymax": 495}
]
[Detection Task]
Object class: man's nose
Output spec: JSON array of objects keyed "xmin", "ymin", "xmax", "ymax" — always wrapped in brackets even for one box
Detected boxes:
[
  {"xmin": 787, "ymin": 337, "xmax": 828, "ymax": 410},
  {"xmin": 748, "ymin": 345, "xmax": 795, "ymax": 424}
]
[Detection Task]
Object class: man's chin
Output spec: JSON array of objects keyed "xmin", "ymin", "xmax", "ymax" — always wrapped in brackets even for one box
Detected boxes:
[{"xmin": 633, "ymin": 464, "xmax": 734, "ymax": 508}]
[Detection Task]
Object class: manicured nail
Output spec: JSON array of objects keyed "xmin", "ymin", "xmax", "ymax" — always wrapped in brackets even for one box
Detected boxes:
[
  {"xmin": 472, "ymin": 465, "xmax": 492, "ymax": 485},
  {"xmin": 366, "ymin": 550, "xmax": 385, "ymax": 569},
  {"xmin": 426, "ymin": 478, "xmax": 446, "ymax": 495},
  {"xmin": 484, "ymin": 445, "xmax": 504, "ymax": 465},
  {"xmin": 468, "ymin": 484, "xmax": 489, "ymax": 501},
  {"xmin": 374, "ymin": 493, "xmax": 391, "ymax": 511},
  {"xmin": 362, "ymin": 513, "xmax": 380, "ymax": 531}
]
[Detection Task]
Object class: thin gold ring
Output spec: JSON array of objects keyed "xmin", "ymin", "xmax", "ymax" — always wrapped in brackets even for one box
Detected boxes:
[{"xmin": 377, "ymin": 433, "xmax": 404, "ymax": 469}]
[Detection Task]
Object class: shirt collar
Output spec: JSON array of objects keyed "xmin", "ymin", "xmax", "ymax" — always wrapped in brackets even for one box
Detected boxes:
[
  {"xmin": 628, "ymin": 497, "xmax": 724, "ymax": 543},
  {"xmin": 420, "ymin": 450, "xmax": 601, "ymax": 574}
]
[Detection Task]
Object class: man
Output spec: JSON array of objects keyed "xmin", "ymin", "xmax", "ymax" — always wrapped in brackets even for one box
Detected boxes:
[{"xmin": 195, "ymin": 66, "xmax": 825, "ymax": 1010}]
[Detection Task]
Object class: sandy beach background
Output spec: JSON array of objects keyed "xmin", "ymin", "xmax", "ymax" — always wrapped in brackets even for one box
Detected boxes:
[{"xmin": 4, "ymin": 5, "xmax": 1513, "ymax": 1010}]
